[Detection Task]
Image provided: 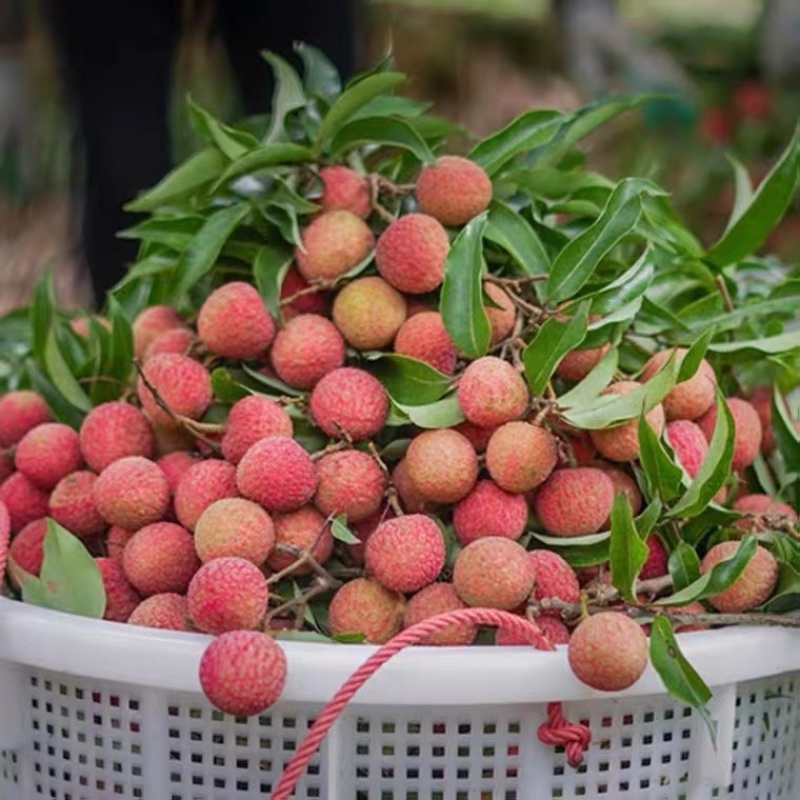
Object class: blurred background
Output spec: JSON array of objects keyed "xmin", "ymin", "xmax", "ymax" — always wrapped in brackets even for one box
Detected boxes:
[{"xmin": 0, "ymin": 0, "xmax": 798, "ymax": 314}]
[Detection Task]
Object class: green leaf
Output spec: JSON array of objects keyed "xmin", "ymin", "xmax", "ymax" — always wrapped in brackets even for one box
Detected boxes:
[
  {"xmin": 707, "ymin": 125, "xmax": 800, "ymax": 267},
  {"xmin": 638, "ymin": 414, "xmax": 684, "ymax": 502},
  {"xmin": 395, "ymin": 394, "xmax": 465, "ymax": 429},
  {"xmin": 25, "ymin": 364, "xmax": 85, "ymax": 428},
  {"xmin": 210, "ymin": 368, "xmax": 250, "ymax": 404},
  {"xmin": 649, "ymin": 616, "xmax": 715, "ymax": 743},
  {"xmin": 708, "ymin": 330, "xmax": 800, "ymax": 356},
  {"xmin": 188, "ymin": 98, "xmax": 256, "ymax": 160},
  {"xmin": 364, "ymin": 353, "xmax": 451, "ymax": 405},
  {"xmin": 295, "ymin": 42, "xmax": 341, "ymax": 101},
  {"xmin": 30, "ymin": 272, "xmax": 55, "ymax": 364},
  {"xmin": 262, "ymin": 51, "xmax": 307, "ymax": 143},
  {"xmin": 332, "ymin": 514, "xmax": 361, "ymax": 544},
  {"xmin": 678, "ymin": 327, "xmax": 715, "ymax": 382},
  {"xmin": 241, "ymin": 364, "xmax": 302, "ymax": 397},
  {"xmin": 100, "ymin": 297, "xmax": 134, "ymax": 390},
  {"xmin": 315, "ymin": 72, "xmax": 407, "ymax": 153},
  {"xmin": 557, "ymin": 347, "xmax": 618, "ymax": 408},
  {"xmin": 213, "ymin": 143, "xmax": 313, "ymax": 188},
  {"xmin": 252, "ymin": 244, "xmax": 294, "ymax": 320},
  {"xmin": 485, "ymin": 201, "xmax": 551, "ymax": 277},
  {"xmin": 656, "ymin": 535, "xmax": 758, "ymax": 606},
  {"xmin": 174, "ymin": 203, "xmax": 251, "ymax": 298},
  {"xmin": 503, "ymin": 167, "xmax": 613, "ymax": 199},
  {"xmin": 635, "ymin": 498, "xmax": 662, "ymax": 539},
  {"xmin": 772, "ymin": 388, "xmax": 800, "ymax": 473},
  {"xmin": 467, "ymin": 109, "xmax": 563, "ymax": 176},
  {"xmin": 522, "ymin": 301, "xmax": 590, "ymax": 394},
  {"xmin": 609, "ymin": 494, "xmax": 648, "ymax": 602},
  {"xmin": 439, "ymin": 212, "xmax": 491, "ymax": 359},
  {"xmin": 761, "ymin": 562, "xmax": 800, "ymax": 613},
  {"xmin": 44, "ymin": 327, "xmax": 92, "ymax": 412},
  {"xmin": 330, "ymin": 116, "xmax": 435, "ymax": 163},
  {"xmin": 531, "ymin": 533, "xmax": 610, "ymax": 568},
  {"xmin": 21, "ymin": 520, "xmax": 106, "ymax": 619},
  {"xmin": 725, "ymin": 154, "xmax": 754, "ymax": 234},
  {"xmin": 668, "ymin": 541, "xmax": 701, "ymax": 593}
]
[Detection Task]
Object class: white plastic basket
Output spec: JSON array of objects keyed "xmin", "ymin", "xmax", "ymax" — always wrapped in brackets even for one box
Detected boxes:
[{"xmin": 0, "ymin": 598, "xmax": 797, "ymax": 800}]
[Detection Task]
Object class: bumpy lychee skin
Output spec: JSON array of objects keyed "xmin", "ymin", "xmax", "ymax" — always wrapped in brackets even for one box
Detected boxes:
[
  {"xmin": 49, "ymin": 471, "xmax": 106, "ymax": 537},
  {"xmin": 328, "ymin": 577, "xmax": 405, "ymax": 644},
  {"xmin": 79, "ymin": 402, "xmax": 155, "ymax": 473},
  {"xmin": 106, "ymin": 525, "xmax": 135, "ymax": 563},
  {"xmin": 279, "ymin": 265, "xmax": 332, "ymax": 320},
  {"xmin": 237, "ymin": 437, "xmax": 317, "ymax": 513},
  {"xmin": 453, "ymin": 480, "xmax": 528, "ymax": 545},
  {"xmin": 534, "ymin": 467, "xmax": 615, "ymax": 537},
  {"xmin": 496, "ymin": 616, "xmax": 571, "ymax": 646},
  {"xmin": 309, "ymin": 367, "xmax": 389, "ymax": 441},
  {"xmin": 199, "ymin": 631, "xmax": 287, "ymax": 716},
  {"xmin": 0, "ymin": 500, "xmax": 9, "ymax": 584},
  {"xmin": 485, "ymin": 422, "xmax": 558, "ymax": 494},
  {"xmin": 375, "ymin": 213, "xmax": 449, "ymax": 294},
  {"xmin": 403, "ymin": 582, "xmax": 476, "ymax": 646},
  {"xmin": 391, "ymin": 459, "xmax": 436, "ymax": 514},
  {"xmin": 174, "ymin": 459, "xmax": 238, "ymax": 530},
  {"xmin": 748, "ymin": 386, "xmax": 775, "ymax": 454},
  {"xmin": 589, "ymin": 381, "xmax": 665, "ymax": 463},
  {"xmin": 484, "ymin": 282, "xmax": 516, "ymax": 345},
  {"xmin": 0, "ymin": 452, "xmax": 12, "ymax": 485},
  {"xmin": 15, "ymin": 423, "xmax": 83, "ymax": 490},
  {"xmin": 132, "ymin": 305, "xmax": 187, "ymax": 358},
  {"xmin": 197, "ymin": 281, "xmax": 276, "ymax": 360},
  {"xmin": 457, "ymin": 356, "xmax": 529, "ymax": 427},
  {"xmin": 365, "ymin": 514, "xmax": 445, "ymax": 593},
  {"xmin": 405, "ymin": 429, "xmax": 478, "ymax": 504},
  {"xmin": 556, "ymin": 342, "xmax": 611, "ymax": 382},
  {"xmin": 593, "ymin": 463, "xmax": 643, "ymax": 518},
  {"xmin": 641, "ymin": 349, "xmax": 717, "ymax": 421},
  {"xmin": 0, "ymin": 473, "xmax": 50, "ymax": 533},
  {"xmin": 221, "ymin": 395, "xmax": 293, "ymax": 464},
  {"xmin": 415, "ymin": 156, "xmax": 492, "ymax": 226},
  {"xmin": 318, "ymin": 165, "xmax": 371, "ymax": 217},
  {"xmin": 295, "ymin": 210, "xmax": 374, "ymax": 282},
  {"xmin": 568, "ymin": 612, "xmax": 648, "ymax": 692},
  {"xmin": 453, "ymin": 421, "xmax": 497, "ymax": 453},
  {"xmin": 393, "ymin": 311, "xmax": 459, "ymax": 374},
  {"xmin": 122, "ymin": 521, "xmax": 200, "ymax": 596},
  {"xmin": 332, "ymin": 276, "xmax": 407, "ymax": 350},
  {"xmin": 96, "ymin": 557, "xmax": 141, "ymax": 622},
  {"xmin": 156, "ymin": 451, "xmax": 201, "ymax": 494},
  {"xmin": 528, "ymin": 550, "xmax": 580, "ymax": 611},
  {"xmin": 144, "ymin": 326, "xmax": 195, "ymax": 361},
  {"xmin": 665, "ymin": 419, "xmax": 708, "ymax": 478},
  {"xmin": 187, "ymin": 556, "xmax": 269, "ymax": 635},
  {"xmin": 128, "ymin": 593, "xmax": 190, "ymax": 631},
  {"xmin": 270, "ymin": 313, "xmax": 346, "ymax": 389},
  {"xmin": 733, "ymin": 494, "xmax": 798, "ymax": 532},
  {"xmin": 314, "ymin": 450, "xmax": 387, "ymax": 523},
  {"xmin": 137, "ymin": 353, "xmax": 212, "ymax": 428},
  {"xmin": 640, "ymin": 535, "xmax": 669, "ymax": 579},
  {"xmin": 8, "ymin": 517, "xmax": 46, "ymax": 577},
  {"xmin": 94, "ymin": 456, "xmax": 170, "ymax": 530},
  {"xmin": 453, "ymin": 537, "xmax": 534, "ymax": 610},
  {"xmin": 194, "ymin": 498, "xmax": 275, "ymax": 566},
  {"xmin": 697, "ymin": 397, "xmax": 763, "ymax": 471},
  {"xmin": 701, "ymin": 541, "xmax": 778, "ymax": 612},
  {"xmin": 267, "ymin": 505, "xmax": 334, "ymax": 574},
  {"xmin": 0, "ymin": 390, "xmax": 51, "ymax": 447}
]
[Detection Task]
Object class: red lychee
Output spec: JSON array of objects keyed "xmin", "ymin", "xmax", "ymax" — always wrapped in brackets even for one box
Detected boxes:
[
  {"xmin": 485, "ymin": 421, "xmax": 558, "ymax": 494},
  {"xmin": 295, "ymin": 210, "xmax": 374, "ymax": 282},
  {"xmin": 221, "ymin": 395, "xmax": 293, "ymax": 464},
  {"xmin": 94, "ymin": 456, "xmax": 170, "ymax": 530},
  {"xmin": 122, "ymin": 521, "xmax": 200, "ymax": 596},
  {"xmin": 452, "ymin": 479, "xmax": 528, "ymax": 544},
  {"xmin": 403, "ymin": 582, "xmax": 476, "ymax": 646},
  {"xmin": 318, "ymin": 165, "xmax": 371, "ymax": 217},
  {"xmin": 269, "ymin": 313, "xmax": 345, "ymax": 389},
  {"xmin": 79, "ymin": 402, "xmax": 155, "ymax": 473},
  {"xmin": 313, "ymin": 449, "xmax": 387, "ymax": 523},
  {"xmin": 533, "ymin": 467, "xmax": 615, "ymax": 537},
  {"xmin": 174, "ymin": 459, "xmax": 239, "ymax": 530},
  {"xmin": 457, "ymin": 356, "xmax": 529, "ymax": 427},
  {"xmin": 0, "ymin": 390, "xmax": 51, "ymax": 447},
  {"xmin": 404, "ymin": 428, "xmax": 478, "ymax": 504},
  {"xmin": 15, "ymin": 423, "xmax": 83, "ymax": 490},
  {"xmin": 328, "ymin": 577, "xmax": 405, "ymax": 644},
  {"xmin": 393, "ymin": 311, "xmax": 459, "ymax": 374},
  {"xmin": 137, "ymin": 353, "xmax": 212, "ymax": 428},
  {"xmin": 415, "ymin": 156, "xmax": 492, "ymax": 226}
]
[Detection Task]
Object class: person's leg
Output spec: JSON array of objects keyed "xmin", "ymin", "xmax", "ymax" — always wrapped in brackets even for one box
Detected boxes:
[{"xmin": 42, "ymin": 1, "xmax": 180, "ymax": 305}]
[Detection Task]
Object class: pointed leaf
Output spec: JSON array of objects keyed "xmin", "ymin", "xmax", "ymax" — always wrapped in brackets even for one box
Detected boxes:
[
  {"xmin": 253, "ymin": 244, "xmax": 294, "ymax": 320},
  {"xmin": 772, "ymin": 388, "xmax": 800, "ymax": 473},
  {"xmin": 557, "ymin": 347, "xmax": 618, "ymax": 408},
  {"xmin": 364, "ymin": 353, "xmax": 451, "ymax": 405},
  {"xmin": 214, "ymin": 143, "xmax": 313, "ymax": 188},
  {"xmin": 725, "ymin": 154, "xmax": 754, "ymax": 233},
  {"xmin": 708, "ymin": 330, "xmax": 800, "ymax": 356},
  {"xmin": 395, "ymin": 394, "xmax": 464, "ymax": 429},
  {"xmin": 188, "ymin": 99, "xmax": 256, "ymax": 160},
  {"xmin": 678, "ymin": 327, "xmax": 715, "ymax": 382},
  {"xmin": 668, "ymin": 541, "xmax": 701, "ymax": 593},
  {"xmin": 485, "ymin": 201, "xmax": 551, "ymax": 277},
  {"xmin": 44, "ymin": 328, "xmax": 92, "ymax": 412},
  {"xmin": 638, "ymin": 414, "xmax": 684, "ymax": 502},
  {"xmin": 332, "ymin": 514, "xmax": 361, "ymax": 545},
  {"xmin": 609, "ymin": 494, "xmax": 648, "ymax": 602},
  {"xmin": 330, "ymin": 116, "xmax": 435, "ymax": 163},
  {"xmin": 262, "ymin": 51, "xmax": 307, "ymax": 143},
  {"xmin": 295, "ymin": 42, "xmax": 341, "ymax": 101}
]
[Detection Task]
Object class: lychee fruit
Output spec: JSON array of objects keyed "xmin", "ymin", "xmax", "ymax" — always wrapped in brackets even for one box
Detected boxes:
[
  {"xmin": 415, "ymin": 155, "xmax": 492, "ymax": 226},
  {"xmin": 696, "ymin": 397, "xmax": 762, "ymax": 471},
  {"xmin": 132, "ymin": 305, "xmax": 187, "ymax": 358},
  {"xmin": 332, "ymin": 276, "xmax": 407, "ymax": 350},
  {"xmin": 496, "ymin": 616, "xmax": 570, "ymax": 646},
  {"xmin": 295, "ymin": 210, "xmax": 374, "ymax": 282},
  {"xmin": 748, "ymin": 386, "xmax": 775, "ymax": 454},
  {"xmin": 122, "ymin": 521, "xmax": 200, "ymax": 596},
  {"xmin": 236, "ymin": 437, "xmax": 317, "ymax": 513},
  {"xmin": 49, "ymin": 471, "xmax": 107, "ymax": 537},
  {"xmin": 457, "ymin": 356, "xmax": 529, "ymax": 427},
  {"xmin": 8, "ymin": 518, "xmax": 47, "ymax": 582},
  {"xmin": 269, "ymin": 313, "xmax": 345, "ymax": 389},
  {"xmin": 94, "ymin": 456, "xmax": 170, "ymax": 530},
  {"xmin": 484, "ymin": 282, "xmax": 516, "ymax": 345},
  {"xmin": 156, "ymin": 451, "xmax": 201, "ymax": 493},
  {"xmin": 0, "ymin": 390, "xmax": 51, "ymax": 447},
  {"xmin": 15, "ymin": 423, "xmax": 83, "ymax": 490},
  {"xmin": 556, "ymin": 342, "xmax": 611, "ymax": 382},
  {"xmin": 404, "ymin": 429, "xmax": 478, "ymax": 504},
  {"xmin": 79, "ymin": 402, "xmax": 155, "ymax": 473},
  {"xmin": 346, "ymin": 506, "xmax": 393, "ymax": 566},
  {"xmin": 199, "ymin": 630, "xmax": 287, "ymax": 716},
  {"xmin": 485, "ymin": 421, "xmax": 558, "ymax": 494},
  {"xmin": 365, "ymin": 514, "xmax": 445, "ymax": 593},
  {"xmin": 313, "ymin": 449, "xmax": 387, "ymax": 523},
  {"xmin": 391, "ymin": 458, "xmax": 436, "ymax": 514},
  {"xmin": 96, "ymin": 557, "xmax": 141, "ymax": 622},
  {"xmin": 221, "ymin": 395, "xmax": 293, "ymax": 464},
  {"xmin": 144, "ymin": 326, "xmax": 195, "ymax": 360},
  {"xmin": 318, "ymin": 165, "xmax": 371, "ymax": 217},
  {"xmin": 128, "ymin": 593, "xmax": 190, "ymax": 631},
  {"xmin": 137, "ymin": 353, "xmax": 212, "ymax": 428},
  {"xmin": 393, "ymin": 311, "xmax": 459, "ymax": 374},
  {"xmin": 194, "ymin": 497, "xmax": 275, "ymax": 565},
  {"xmin": 592, "ymin": 462, "xmax": 643, "ymax": 518},
  {"xmin": 0, "ymin": 452, "xmax": 12, "ymax": 485},
  {"xmin": 453, "ymin": 537, "xmax": 534, "ymax": 610},
  {"xmin": 589, "ymin": 381, "xmax": 665, "ymax": 462},
  {"xmin": 452, "ymin": 479, "xmax": 528, "ymax": 544},
  {"xmin": 0, "ymin": 500, "xmax": 8, "ymax": 583},
  {"xmin": 528, "ymin": 550, "xmax": 580, "ymax": 611},
  {"xmin": 452, "ymin": 420, "xmax": 497, "ymax": 452},
  {"xmin": 403, "ymin": 582, "xmax": 476, "ymax": 646},
  {"xmin": 665, "ymin": 419, "xmax": 708, "ymax": 478},
  {"xmin": 197, "ymin": 281, "xmax": 276, "ymax": 359},
  {"xmin": 106, "ymin": 525, "xmax": 135, "ymax": 563},
  {"xmin": 309, "ymin": 367, "xmax": 389, "ymax": 441},
  {"xmin": 375, "ymin": 212, "xmax": 449, "ymax": 294},
  {"xmin": 639, "ymin": 535, "xmax": 668, "ymax": 579},
  {"xmin": 267, "ymin": 505, "xmax": 334, "ymax": 574},
  {"xmin": 174, "ymin": 459, "xmax": 238, "ymax": 530},
  {"xmin": 328, "ymin": 577, "xmax": 405, "ymax": 644},
  {"xmin": 533, "ymin": 467, "xmax": 615, "ymax": 537},
  {"xmin": 732, "ymin": 494, "xmax": 798, "ymax": 532},
  {"xmin": 279, "ymin": 265, "xmax": 332, "ymax": 319},
  {"xmin": 568, "ymin": 612, "xmax": 648, "ymax": 691},
  {"xmin": 187, "ymin": 556, "xmax": 268, "ymax": 635},
  {"xmin": 0, "ymin": 473, "xmax": 51, "ymax": 533},
  {"xmin": 641, "ymin": 349, "xmax": 716, "ymax": 421},
  {"xmin": 700, "ymin": 541, "xmax": 778, "ymax": 612}
]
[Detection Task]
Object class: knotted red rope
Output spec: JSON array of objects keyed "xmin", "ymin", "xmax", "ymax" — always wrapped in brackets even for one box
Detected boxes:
[{"xmin": 269, "ymin": 608, "xmax": 592, "ymax": 799}]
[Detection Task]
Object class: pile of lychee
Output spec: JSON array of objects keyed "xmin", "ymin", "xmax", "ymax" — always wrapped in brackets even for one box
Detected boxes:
[{"xmin": 0, "ymin": 155, "xmax": 797, "ymax": 717}]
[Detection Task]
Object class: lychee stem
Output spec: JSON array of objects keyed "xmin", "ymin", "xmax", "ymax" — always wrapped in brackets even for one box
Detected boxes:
[{"xmin": 280, "ymin": 281, "xmax": 336, "ymax": 307}]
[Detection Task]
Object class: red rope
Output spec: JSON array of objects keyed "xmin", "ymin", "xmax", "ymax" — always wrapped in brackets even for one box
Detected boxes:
[{"xmin": 269, "ymin": 608, "xmax": 592, "ymax": 799}]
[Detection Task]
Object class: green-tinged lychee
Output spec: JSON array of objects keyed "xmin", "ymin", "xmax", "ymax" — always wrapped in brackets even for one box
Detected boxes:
[
  {"xmin": 128, "ymin": 593, "xmax": 190, "ymax": 631},
  {"xmin": 393, "ymin": 311, "xmax": 458, "ymax": 374},
  {"xmin": 696, "ymin": 397, "xmax": 762, "ymax": 471},
  {"xmin": 700, "ymin": 541, "xmax": 778, "ymax": 612},
  {"xmin": 375, "ymin": 213, "xmax": 449, "ymax": 294},
  {"xmin": 79, "ymin": 402, "xmax": 154, "ymax": 473},
  {"xmin": 270, "ymin": 313, "xmax": 345, "ymax": 389},
  {"xmin": 403, "ymin": 582, "xmax": 475, "ymax": 646},
  {"xmin": 485, "ymin": 421, "xmax": 557, "ymax": 494},
  {"xmin": 137, "ymin": 353, "xmax": 212, "ymax": 428},
  {"xmin": 122, "ymin": 521, "xmax": 200, "ymax": 596},
  {"xmin": 15, "ymin": 423, "xmax": 83, "ymax": 490},
  {"xmin": 533, "ymin": 467, "xmax": 614, "ymax": 537},
  {"xmin": 457, "ymin": 356, "xmax": 529, "ymax": 427},
  {"xmin": 295, "ymin": 210, "xmax": 374, "ymax": 282},
  {"xmin": 94, "ymin": 456, "xmax": 170, "ymax": 530},
  {"xmin": 452, "ymin": 479, "xmax": 528, "ymax": 544},
  {"xmin": 0, "ymin": 390, "xmax": 51, "ymax": 447},
  {"xmin": 332, "ymin": 276, "xmax": 407, "ymax": 349},
  {"xmin": 221, "ymin": 395, "xmax": 293, "ymax": 464},
  {"xmin": 404, "ymin": 429, "xmax": 478, "ymax": 504},
  {"xmin": 318, "ymin": 165, "xmax": 371, "ymax": 217},
  {"xmin": 415, "ymin": 156, "xmax": 492, "ymax": 226},
  {"xmin": 314, "ymin": 449, "xmax": 387, "ymax": 523},
  {"xmin": 174, "ymin": 459, "xmax": 238, "ymax": 530},
  {"xmin": 49, "ymin": 471, "xmax": 106, "ymax": 537},
  {"xmin": 641, "ymin": 348, "xmax": 716, "ymax": 420},
  {"xmin": 328, "ymin": 577, "xmax": 405, "ymax": 644},
  {"xmin": 194, "ymin": 497, "xmax": 275, "ymax": 565},
  {"xmin": 267, "ymin": 505, "xmax": 334, "ymax": 574}
]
